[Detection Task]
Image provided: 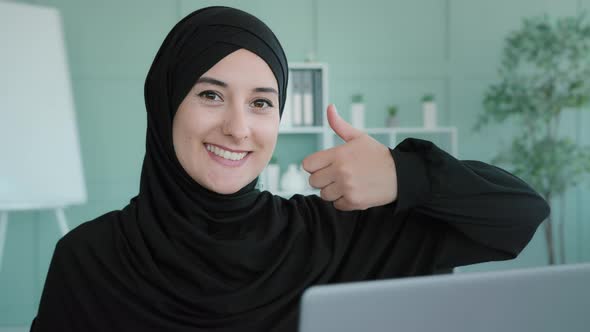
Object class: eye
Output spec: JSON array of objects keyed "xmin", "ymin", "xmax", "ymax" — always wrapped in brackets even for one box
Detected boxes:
[
  {"xmin": 251, "ymin": 98, "xmax": 274, "ymax": 110},
  {"xmin": 197, "ymin": 90, "xmax": 222, "ymax": 103}
]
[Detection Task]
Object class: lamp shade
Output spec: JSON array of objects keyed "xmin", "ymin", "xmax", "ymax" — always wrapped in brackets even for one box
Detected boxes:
[{"xmin": 0, "ymin": 2, "xmax": 86, "ymax": 211}]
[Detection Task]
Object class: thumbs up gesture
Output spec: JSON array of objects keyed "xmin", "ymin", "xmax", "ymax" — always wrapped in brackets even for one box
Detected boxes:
[{"xmin": 302, "ymin": 104, "xmax": 398, "ymax": 211}]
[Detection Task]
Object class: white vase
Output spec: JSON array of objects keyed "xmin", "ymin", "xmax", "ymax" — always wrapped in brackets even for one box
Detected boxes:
[
  {"xmin": 422, "ymin": 101, "xmax": 437, "ymax": 129},
  {"xmin": 386, "ymin": 116, "xmax": 397, "ymax": 128},
  {"xmin": 351, "ymin": 102, "xmax": 365, "ymax": 129},
  {"xmin": 266, "ymin": 164, "xmax": 280, "ymax": 192},
  {"xmin": 280, "ymin": 164, "xmax": 306, "ymax": 192}
]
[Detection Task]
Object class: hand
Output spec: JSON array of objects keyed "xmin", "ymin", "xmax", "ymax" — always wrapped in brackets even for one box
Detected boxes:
[{"xmin": 302, "ymin": 104, "xmax": 398, "ymax": 211}]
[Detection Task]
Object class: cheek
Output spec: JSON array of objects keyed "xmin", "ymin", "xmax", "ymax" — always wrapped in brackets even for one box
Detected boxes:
[
  {"xmin": 183, "ymin": 117, "xmax": 218, "ymax": 141},
  {"xmin": 174, "ymin": 119, "xmax": 218, "ymax": 165},
  {"xmin": 255, "ymin": 117, "xmax": 279, "ymax": 149}
]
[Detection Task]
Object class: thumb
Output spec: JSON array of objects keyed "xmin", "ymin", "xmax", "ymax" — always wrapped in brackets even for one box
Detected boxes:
[{"xmin": 327, "ymin": 104, "xmax": 363, "ymax": 142}]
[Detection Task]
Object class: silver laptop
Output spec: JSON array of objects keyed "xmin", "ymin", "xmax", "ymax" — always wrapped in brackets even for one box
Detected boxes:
[{"xmin": 299, "ymin": 263, "xmax": 590, "ymax": 332}]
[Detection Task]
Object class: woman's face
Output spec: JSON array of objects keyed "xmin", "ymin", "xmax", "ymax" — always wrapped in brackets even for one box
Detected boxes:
[{"xmin": 172, "ymin": 48, "xmax": 280, "ymax": 194}]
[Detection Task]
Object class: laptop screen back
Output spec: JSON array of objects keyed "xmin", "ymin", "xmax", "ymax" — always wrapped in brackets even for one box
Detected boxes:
[{"xmin": 299, "ymin": 263, "xmax": 590, "ymax": 332}]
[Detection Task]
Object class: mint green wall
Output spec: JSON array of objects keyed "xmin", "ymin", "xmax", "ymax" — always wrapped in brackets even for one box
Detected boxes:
[{"xmin": 1, "ymin": 0, "xmax": 589, "ymax": 326}]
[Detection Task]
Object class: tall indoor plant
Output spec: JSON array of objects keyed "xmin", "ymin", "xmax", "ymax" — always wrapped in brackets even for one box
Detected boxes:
[{"xmin": 474, "ymin": 14, "xmax": 590, "ymax": 265}]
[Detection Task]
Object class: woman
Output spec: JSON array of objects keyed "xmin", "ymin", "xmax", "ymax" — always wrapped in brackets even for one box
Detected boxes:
[{"xmin": 31, "ymin": 6, "xmax": 550, "ymax": 332}]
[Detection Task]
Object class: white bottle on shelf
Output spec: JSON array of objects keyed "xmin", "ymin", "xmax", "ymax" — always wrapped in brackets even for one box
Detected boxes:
[
  {"xmin": 351, "ymin": 102, "xmax": 365, "ymax": 129},
  {"xmin": 422, "ymin": 100, "xmax": 437, "ymax": 129},
  {"xmin": 280, "ymin": 74, "xmax": 293, "ymax": 129},
  {"xmin": 303, "ymin": 72, "xmax": 314, "ymax": 126},
  {"xmin": 292, "ymin": 72, "xmax": 303, "ymax": 126}
]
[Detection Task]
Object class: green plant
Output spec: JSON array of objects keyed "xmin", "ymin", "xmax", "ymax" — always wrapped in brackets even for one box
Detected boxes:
[
  {"xmin": 387, "ymin": 105, "xmax": 399, "ymax": 117},
  {"xmin": 351, "ymin": 93, "xmax": 364, "ymax": 103},
  {"xmin": 421, "ymin": 94, "xmax": 435, "ymax": 103},
  {"xmin": 474, "ymin": 13, "xmax": 590, "ymax": 265}
]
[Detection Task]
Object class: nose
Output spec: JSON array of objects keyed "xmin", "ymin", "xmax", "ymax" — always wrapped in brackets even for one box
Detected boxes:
[{"xmin": 222, "ymin": 102, "xmax": 250, "ymax": 142}]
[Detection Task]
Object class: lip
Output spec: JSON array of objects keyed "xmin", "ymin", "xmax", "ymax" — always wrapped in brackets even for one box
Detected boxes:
[
  {"xmin": 204, "ymin": 143, "xmax": 251, "ymax": 153},
  {"xmin": 204, "ymin": 143, "xmax": 251, "ymax": 168}
]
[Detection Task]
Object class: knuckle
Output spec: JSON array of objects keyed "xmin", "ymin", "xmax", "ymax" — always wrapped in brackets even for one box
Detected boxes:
[
  {"xmin": 346, "ymin": 193, "xmax": 358, "ymax": 206},
  {"xmin": 301, "ymin": 158, "xmax": 311, "ymax": 171},
  {"xmin": 320, "ymin": 187, "xmax": 332, "ymax": 201},
  {"xmin": 308, "ymin": 174, "xmax": 317, "ymax": 188},
  {"xmin": 341, "ymin": 178, "xmax": 355, "ymax": 191},
  {"xmin": 337, "ymin": 164, "xmax": 351, "ymax": 178},
  {"xmin": 320, "ymin": 188, "xmax": 328, "ymax": 200}
]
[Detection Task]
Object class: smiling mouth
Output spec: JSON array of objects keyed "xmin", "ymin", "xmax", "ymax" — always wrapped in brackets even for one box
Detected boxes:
[{"xmin": 205, "ymin": 143, "xmax": 250, "ymax": 161}]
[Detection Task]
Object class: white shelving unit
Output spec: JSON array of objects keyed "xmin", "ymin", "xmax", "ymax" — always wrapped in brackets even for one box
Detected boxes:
[
  {"xmin": 278, "ymin": 62, "xmax": 333, "ymax": 149},
  {"xmin": 261, "ymin": 62, "xmax": 459, "ymax": 198},
  {"xmin": 364, "ymin": 126, "xmax": 458, "ymax": 158},
  {"xmin": 278, "ymin": 126, "xmax": 324, "ymax": 134}
]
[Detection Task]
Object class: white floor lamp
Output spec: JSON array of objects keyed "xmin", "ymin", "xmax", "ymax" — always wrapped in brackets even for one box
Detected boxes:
[{"xmin": 0, "ymin": 3, "xmax": 87, "ymax": 272}]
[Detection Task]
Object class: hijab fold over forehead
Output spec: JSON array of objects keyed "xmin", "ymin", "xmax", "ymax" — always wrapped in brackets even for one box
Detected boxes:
[{"xmin": 146, "ymin": 5, "xmax": 288, "ymax": 125}]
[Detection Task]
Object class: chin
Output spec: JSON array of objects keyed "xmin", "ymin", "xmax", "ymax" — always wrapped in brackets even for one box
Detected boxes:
[
  {"xmin": 213, "ymin": 186, "xmax": 241, "ymax": 195},
  {"xmin": 207, "ymin": 179, "xmax": 251, "ymax": 195}
]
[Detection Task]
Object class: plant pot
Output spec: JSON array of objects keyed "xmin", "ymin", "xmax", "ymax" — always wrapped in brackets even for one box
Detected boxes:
[
  {"xmin": 386, "ymin": 116, "xmax": 397, "ymax": 128},
  {"xmin": 351, "ymin": 102, "xmax": 365, "ymax": 129},
  {"xmin": 422, "ymin": 101, "xmax": 437, "ymax": 129}
]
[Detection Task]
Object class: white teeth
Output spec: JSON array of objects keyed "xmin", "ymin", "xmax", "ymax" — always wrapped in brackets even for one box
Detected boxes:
[{"xmin": 206, "ymin": 144, "xmax": 248, "ymax": 161}]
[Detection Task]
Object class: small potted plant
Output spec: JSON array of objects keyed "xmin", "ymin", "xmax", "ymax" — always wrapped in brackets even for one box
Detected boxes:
[
  {"xmin": 421, "ymin": 93, "xmax": 437, "ymax": 128},
  {"xmin": 351, "ymin": 93, "xmax": 365, "ymax": 129},
  {"xmin": 386, "ymin": 105, "xmax": 398, "ymax": 127}
]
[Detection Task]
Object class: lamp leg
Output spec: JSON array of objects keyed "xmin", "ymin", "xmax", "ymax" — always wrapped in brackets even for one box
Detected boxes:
[
  {"xmin": 55, "ymin": 208, "xmax": 69, "ymax": 236},
  {"xmin": 0, "ymin": 212, "xmax": 8, "ymax": 272}
]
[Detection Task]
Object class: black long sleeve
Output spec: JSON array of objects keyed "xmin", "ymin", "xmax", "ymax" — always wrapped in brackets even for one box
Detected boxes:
[
  {"xmin": 391, "ymin": 137, "xmax": 549, "ymax": 268},
  {"xmin": 292, "ymin": 137, "xmax": 550, "ymax": 283}
]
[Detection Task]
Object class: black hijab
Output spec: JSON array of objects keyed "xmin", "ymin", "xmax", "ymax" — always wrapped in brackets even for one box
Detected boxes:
[
  {"xmin": 142, "ymin": 4, "xmax": 288, "ymax": 219},
  {"xmin": 140, "ymin": 6, "xmax": 288, "ymax": 236},
  {"xmin": 123, "ymin": 4, "xmax": 306, "ymax": 327}
]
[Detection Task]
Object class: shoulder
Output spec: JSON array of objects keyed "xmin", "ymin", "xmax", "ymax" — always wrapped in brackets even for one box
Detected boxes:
[{"xmin": 55, "ymin": 209, "xmax": 121, "ymax": 253}]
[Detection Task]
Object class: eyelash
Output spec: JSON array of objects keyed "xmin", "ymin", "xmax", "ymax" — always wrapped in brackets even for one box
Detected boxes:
[{"xmin": 197, "ymin": 90, "xmax": 275, "ymax": 109}]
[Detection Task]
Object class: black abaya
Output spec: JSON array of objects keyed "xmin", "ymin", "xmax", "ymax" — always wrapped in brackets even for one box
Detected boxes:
[{"xmin": 30, "ymin": 137, "xmax": 549, "ymax": 331}]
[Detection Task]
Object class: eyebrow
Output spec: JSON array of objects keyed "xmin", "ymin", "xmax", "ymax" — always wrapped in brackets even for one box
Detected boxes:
[{"xmin": 196, "ymin": 76, "xmax": 278, "ymax": 95}]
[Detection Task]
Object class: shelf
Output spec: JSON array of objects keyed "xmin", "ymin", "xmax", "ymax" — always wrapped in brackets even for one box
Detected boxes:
[
  {"xmin": 331, "ymin": 126, "xmax": 459, "ymax": 158},
  {"xmin": 364, "ymin": 127, "xmax": 457, "ymax": 134},
  {"xmin": 279, "ymin": 126, "xmax": 324, "ymax": 134}
]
